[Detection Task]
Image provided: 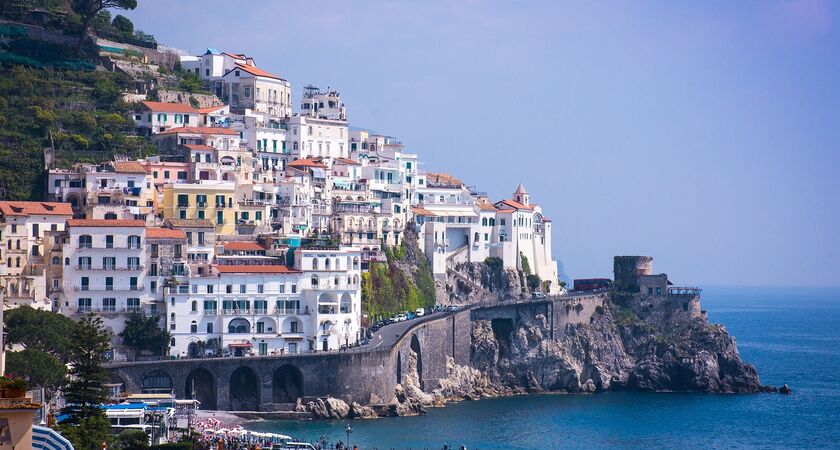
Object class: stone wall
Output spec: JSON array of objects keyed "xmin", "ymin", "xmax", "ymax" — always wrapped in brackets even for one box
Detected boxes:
[{"xmin": 158, "ymin": 90, "xmax": 223, "ymax": 108}]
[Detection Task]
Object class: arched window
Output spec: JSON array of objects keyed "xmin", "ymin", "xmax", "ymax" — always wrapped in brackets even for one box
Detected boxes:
[
  {"xmin": 64, "ymin": 257, "xmax": 70, "ymax": 266},
  {"xmin": 352, "ymin": 257, "xmax": 359, "ymax": 270},
  {"xmin": 474, "ymin": 232, "xmax": 480, "ymax": 243},
  {"xmin": 311, "ymin": 274, "xmax": 319, "ymax": 287},
  {"xmin": 78, "ymin": 235, "xmax": 92, "ymax": 248},
  {"xmin": 6, "ymin": 240, "xmax": 10, "ymax": 249},
  {"xmin": 6, "ymin": 258, "xmax": 10, "ymax": 268},
  {"xmin": 15, "ymin": 257, "xmax": 20, "ymax": 267},
  {"xmin": 170, "ymin": 338, "xmax": 176, "ymax": 347},
  {"xmin": 170, "ymin": 312, "xmax": 176, "ymax": 321},
  {"xmin": 190, "ymin": 321, "xmax": 197, "ymax": 333},
  {"xmin": 51, "ymin": 256, "xmax": 60, "ymax": 265},
  {"xmin": 191, "ymin": 301, "xmax": 197, "ymax": 312},
  {"xmin": 353, "ymin": 274, "xmax": 359, "ymax": 285},
  {"xmin": 324, "ymin": 258, "xmax": 330, "ymax": 270},
  {"xmin": 312, "ymin": 258, "xmax": 318, "ymax": 270},
  {"xmin": 15, "ymin": 240, "xmax": 20, "ymax": 250}
]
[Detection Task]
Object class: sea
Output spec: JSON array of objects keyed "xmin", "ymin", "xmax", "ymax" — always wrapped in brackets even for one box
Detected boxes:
[{"xmin": 245, "ymin": 287, "xmax": 840, "ymax": 449}]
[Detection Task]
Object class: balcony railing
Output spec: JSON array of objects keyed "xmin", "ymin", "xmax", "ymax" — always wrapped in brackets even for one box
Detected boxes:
[
  {"xmin": 74, "ymin": 285, "xmax": 144, "ymax": 291},
  {"xmin": 74, "ymin": 265, "xmax": 144, "ymax": 271}
]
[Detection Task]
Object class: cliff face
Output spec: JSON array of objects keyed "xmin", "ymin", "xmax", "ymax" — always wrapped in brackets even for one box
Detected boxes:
[{"xmin": 468, "ymin": 295, "xmax": 771, "ymax": 394}]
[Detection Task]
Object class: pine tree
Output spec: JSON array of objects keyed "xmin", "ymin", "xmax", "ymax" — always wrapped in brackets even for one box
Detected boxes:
[{"xmin": 61, "ymin": 314, "xmax": 111, "ymax": 423}]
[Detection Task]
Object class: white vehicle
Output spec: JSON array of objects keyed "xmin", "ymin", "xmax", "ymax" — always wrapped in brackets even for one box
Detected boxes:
[
  {"xmin": 532, "ymin": 291, "xmax": 546, "ymax": 299},
  {"xmin": 393, "ymin": 313, "xmax": 408, "ymax": 322},
  {"xmin": 415, "ymin": 308, "xmax": 426, "ymax": 317}
]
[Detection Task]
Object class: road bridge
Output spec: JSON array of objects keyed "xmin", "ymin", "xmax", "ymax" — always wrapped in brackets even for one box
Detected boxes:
[{"xmin": 106, "ymin": 292, "xmax": 607, "ymax": 411}]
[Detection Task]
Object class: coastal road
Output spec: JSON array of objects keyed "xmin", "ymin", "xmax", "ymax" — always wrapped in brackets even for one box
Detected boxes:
[{"xmin": 350, "ymin": 310, "xmax": 454, "ymax": 352}]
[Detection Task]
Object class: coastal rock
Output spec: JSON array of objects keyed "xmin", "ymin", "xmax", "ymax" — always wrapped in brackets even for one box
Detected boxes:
[
  {"xmin": 779, "ymin": 384, "xmax": 792, "ymax": 394},
  {"xmin": 467, "ymin": 293, "xmax": 770, "ymax": 395},
  {"xmin": 307, "ymin": 397, "xmax": 350, "ymax": 419},
  {"xmin": 349, "ymin": 402, "xmax": 378, "ymax": 419}
]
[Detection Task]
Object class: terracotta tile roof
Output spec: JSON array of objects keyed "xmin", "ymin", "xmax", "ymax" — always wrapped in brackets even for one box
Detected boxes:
[
  {"xmin": 425, "ymin": 172, "xmax": 464, "ymax": 188},
  {"xmin": 146, "ymin": 227, "xmax": 186, "ymax": 239},
  {"xmin": 0, "ymin": 201, "xmax": 73, "ymax": 217},
  {"xmin": 495, "ymin": 199, "xmax": 534, "ymax": 210},
  {"xmin": 140, "ymin": 101, "xmax": 198, "ymax": 113},
  {"xmin": 216, "ymin": 265, "xmax": 300, "ymax": 274},
  {"xmin": 287, "ymin": 158, "xmax": 328, "ymax": 169},
  {"xmin": 113, "ymin": 161, "xmax": 147, "ymax": 174},
  {"xmin": 197, "ymin": 105, "xmax": 227, "ymax": 114},
  {"xmin": 228, "ymin": 62, "xmax": 285, "ymax": 81},
  {"xmin": 222, "ymin": 241, "xmax": 265, "ymax": 251},
  {"xmin": 222, "ymin": 52, "xmax": 247, "ymax": 60},
  {"xmin": 411, "ymin": 206, "xmax": 436, "ymax": 216},
  {"xmin": 67, "ymin": 219, "xmax": 146, "ymax": 227},
  {"xmin": 475, "ymin": 199, "xmax": 497, "ymax": 211},
  {"xmin": 495, "ymin": 209, "xmax": 515, "ymax": 213},
  {"xmin": 334, "ymin": 157, "xmax": 361, "ymax": 165},
  {"xmin": 183, "ymin": 144, "xmax": 216, "ymax": 151},
  {"xmin": 157, "ymin": 126, "xmax": 238, "ymax": 136},
  {"xmin": 164, "ymin": 219, "xmax": 216, "ymax": 228}
]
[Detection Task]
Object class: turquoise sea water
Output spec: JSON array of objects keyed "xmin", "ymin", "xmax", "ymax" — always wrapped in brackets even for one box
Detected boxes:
[{"xmin": 245, "ymin": 287, "xmax": 840, "ymax": 449}]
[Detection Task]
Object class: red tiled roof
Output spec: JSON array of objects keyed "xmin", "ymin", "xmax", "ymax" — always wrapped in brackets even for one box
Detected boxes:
[
  {"xmin": 496, "ymin": 209, "xmax": 515, "ymax": 214},
  {"xmin": 184, "ymin": 144, "xmax": 216, "ymax": 151},
  {"xmin": 146, "ymin": 227, "xmax": 186, "ymax": 239},
  {"xmin": 113, "ymin": 161, "xmax": 147, "ymax": 174},
  {"xmin": 67, "ymin": 219, "xmax": 146, "ymax": 227},
  {"xmin": 334, "ymin": 157, "xmax": 361, "ymax": 166},
  {"xmin": 495, "ymin": 199, "xmax": 534, "ymax": 210},
  {"xmin": 228, "ymin": 63, "xmax": 284, "ymax": 81},
  {"xmin": 157, "ymin": 126, "xmax": 238, "ymax": 136},
  {"xmin": 197, "ymin": 105, "xmax": 227, "ymax": 114},
  {"xmin": 411, "ymin": 206, "xmax": 436, "ymax": 216},
  {"xmin": 287, "ymin": 158, "xmax": 328, "ymax": 169},
  {"xmin": 222, "ymin": 52, "xmax": 247, "ymax": 60},
  {"xmin": 0, "ymin": 201, "xmax": 73, "ymax": 217},
  {"xmin": 216, "ymin": 265, "xmax": 300, "ymax": 274},
  {"xmin": 140, "ymin": 101, "xmax": 198, "ymax": 113},
  {"xmin": 222, "ymin": 241, "xmax": 265, "ymax": 251}
]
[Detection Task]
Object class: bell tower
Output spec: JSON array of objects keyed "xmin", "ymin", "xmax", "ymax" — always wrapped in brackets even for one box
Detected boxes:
[{"xmin": 513, "ymin": 183, "xmax": 529, "ymax": 206}]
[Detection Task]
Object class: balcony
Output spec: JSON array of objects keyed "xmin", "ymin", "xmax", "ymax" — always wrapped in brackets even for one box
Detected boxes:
[
  {"xmin": 222, "ymin": 308, "xmax": 251, "ymax": 315},
  {"xmin": 74, "ymin": 285, "xmax": 144, "ymax": 292},
  {"xmin": 74, "ymin": 265, "xmax": 145, "ymax": 271}
]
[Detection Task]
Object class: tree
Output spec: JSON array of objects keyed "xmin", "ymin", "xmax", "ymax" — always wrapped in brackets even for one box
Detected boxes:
[
  {"xmin": 58, "ymin": 415, "xmax": 116, "ymax": 450},
  {"xmin": 5, "ymin": 348, "xmax": 67, "ymax": 394},
  {"xmin": 3, "ymin": 306, "xmax": 77, "ymax": 363},
  {"xmin": 112, "ymin": 14, "xmax": 134, "ymax": 35},
  {"xmin": 71, "ymin": 0, "xmax": 138, "ymax": 53},
  {"xmin": 117, "ymin": 429, "xmax": 150, "ymax": 450},
  {"xmin": 120, "ymin": 312, "xmax": 169, "ymax": 357},
  {"xmin": 61, "ymin": 314, "xmax": 111, "ymax": 423}
]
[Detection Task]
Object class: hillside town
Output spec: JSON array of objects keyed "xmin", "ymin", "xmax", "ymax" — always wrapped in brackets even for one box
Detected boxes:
[{"xmin": 0, "ymin": 46, "xmax": 562, "ymax": 362}]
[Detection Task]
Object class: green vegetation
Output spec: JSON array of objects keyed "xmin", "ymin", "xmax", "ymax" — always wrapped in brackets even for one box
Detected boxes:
[
  {"xmin": 0, "ymin": 66, "xmax": 156, "ymax": 200},
  {"xmin": 5, "ymin": 348, "xmax": 67, "ymax": 393},
  {"xmin": 117, "ymin": 429, "xmax": 150, "ymax": 450},
  {"xmin": 70, "ymin": 0, "xmax": 138, "ymax": 53},
  {"xmin": 119, "ymin": 312, "xmax": 170, "ymax": 357},
  {"xmin": 362, "ymin": 239, "xmax": 436, "ymax": 320}
]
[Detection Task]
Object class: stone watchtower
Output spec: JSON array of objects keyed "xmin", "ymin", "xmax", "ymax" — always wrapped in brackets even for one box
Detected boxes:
[
  {"xmin": 513, "ymin": 183, "xmax": 529, "ymax": 206},
  {"xmin": 613, "ymin": 256, "xmax": 653, "ymax": 292}
]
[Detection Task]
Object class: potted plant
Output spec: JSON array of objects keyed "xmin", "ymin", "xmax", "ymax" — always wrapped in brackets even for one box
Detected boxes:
[{"xmin": 0, "ymin": 375, "xmax": 28, "ymax": 398}]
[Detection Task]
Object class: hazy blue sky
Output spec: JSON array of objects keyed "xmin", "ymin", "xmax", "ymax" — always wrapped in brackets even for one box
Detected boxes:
[{"xmin": 124, "ymin": 1, "xmax": 840, "ymax": 286}]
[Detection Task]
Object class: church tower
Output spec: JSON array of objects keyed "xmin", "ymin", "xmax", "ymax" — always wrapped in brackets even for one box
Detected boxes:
[{"xmin": 513, "ymin": 183, "xmax": 529, "ymax": 206}]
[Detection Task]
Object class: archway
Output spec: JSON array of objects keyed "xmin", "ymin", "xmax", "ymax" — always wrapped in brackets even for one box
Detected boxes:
[
  {"xmin": 185, "ymin": 368, "xmax": 216, "ymax": 410},
  {"xmin": 229, "ymin": 366, "xmax": 260, "ymax": 411},
  {"xmin": 396, "ymin": 352, "xmax": 402, "ymax": 385},
  {"xmin": 410, "ymin": 334, "xmax": 423, "ymax": 390},
  {"xmin": 141, "ymin": 369, "xmax": 173, "ymax": 394},
  {"xmin": 272, "ymin": 364, "xmax": 304, "ymax": 404}
]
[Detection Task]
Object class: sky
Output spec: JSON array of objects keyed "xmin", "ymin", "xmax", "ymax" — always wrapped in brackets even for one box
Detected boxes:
[{"xmin": 123, "ymin": 0, "xmax": 840, "ymax": 287}]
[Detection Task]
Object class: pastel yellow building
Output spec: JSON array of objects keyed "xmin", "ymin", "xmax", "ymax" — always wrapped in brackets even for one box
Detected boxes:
[{"xmin": 161, "ymin": 182, "xmax": 237, "ymax": 234}]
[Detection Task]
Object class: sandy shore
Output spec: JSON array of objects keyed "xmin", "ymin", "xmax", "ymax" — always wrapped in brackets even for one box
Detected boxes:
[{"xmin": 195, "ymin": 410, "xmax": 251, "ymax": 426}]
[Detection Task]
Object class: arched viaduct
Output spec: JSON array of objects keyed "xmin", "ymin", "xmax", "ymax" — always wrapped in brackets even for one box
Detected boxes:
[{"xmin": 107, "ymin": 293, "xmax": 606, "ymax": 411}]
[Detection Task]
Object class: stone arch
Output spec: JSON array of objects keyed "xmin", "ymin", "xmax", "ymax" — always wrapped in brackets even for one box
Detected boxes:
[
  {"xmin": 229, "ymin": 366, "xmax": 260, "ymax": 411},
  {"xmin": 228, "ymin": 317, "xmax": 250, "ymax": 334},
  {"xmin": 185, "ymin": 367, "xmax": 217, "ymax": 410},
  {"xmin": 281, "ymin": 316, "xmax": 301, "ymax": 333},
  {"xmin": 411, "ymin": 334, "xmax": 424, "ymax": 390},
  {"xmin": 318, "ymin": 292, "xmax": 338, "ymax": 314},
  {"xmin": 256, "ymin": 317, "xmax": 277, "ymax": 334},
  {"xmin": 142, "ymin": 369, "xmax": 173, "ymax": 394},
  {"xmin": 272, "ymin": 364, "xmax": 304, "ymax": 404}
]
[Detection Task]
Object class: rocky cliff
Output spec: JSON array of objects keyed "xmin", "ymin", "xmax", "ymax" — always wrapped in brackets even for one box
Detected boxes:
[{"xmin": 466, "ymin": 294, "xmax": 772, "ymax": 395}]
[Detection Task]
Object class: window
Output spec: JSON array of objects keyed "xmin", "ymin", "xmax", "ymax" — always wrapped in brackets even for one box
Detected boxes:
[
  {"xmin": 240, "ymin": 284, "xmax": 246, "ymax": 294},
  {"xmin": 311, "ymin": 274, "xmax": 319, "ymax": 287},
  {"xmin": 226, "ymin": 284, "xmax": 233, "ymax": 294},
  {"xmin": 291, "ymin": 284, "xmax": 297, "ymax": 294},
  {"xmin": 197, "ymin": 232, "xmax": 205, "ymax": 245},
  {"xmin": 51, "ymin": 256, "xmax": 60, "ymax": 265},
  {"xmin": 128, "ymin": 235, "xmax": 141, "ymax": 249},
  {"xmin": 127, "ymin": 298, "xmax": 140, "ymax": 311},
  {"xmin": 78, "ymin": 235, "xmax": 92, "ymax": 248},
  {"xmin": 102, "ymin": 298, "xmax": 116, "ymax": 312},
  {"xmin": 206, "ymin": 322, "xmax": 214, "ymax": 333},
  {"xmin": 78, "ymin": 257, "xmax": 92, "ymax": 270},
  {"xmin": 656, "ymin": 287, "xmax": 662, "ymax": 295},
  {"xmin": 77, "ymin": 298, "xmax": 91, "ymax": 311},
  {"xmin": 257, "ymin": 284, "xmax": 264, "ymax": 294},
  {"xmin": 207, "ymin": 285, "xmax": 214, "ymax": 294},
  {"xmin": 130, "ymin": 277, "xmax": 138, "ymax": 291},
  {"xmin": 217, "ymin": 211, "xmax": 224, "ymax": 225},
  {"xmin": 127, "ymin": 257, "xmax": 140, "ymax": 270},
  {"xmin": 244, "ymin": 86, "xmax": 251, "ymax": 97},
  {"xmin": 103, "ymin": 257, "xmax": 116, "ymax": 270},
  {"xmin": 279, "ymin": 284, "xmax": 286, "ymax": 294},
  {"xmin": 105, "ymin": 277, "xmax": 114, "ymax": 291},
  {"xmin": 190, "ymin": 321, "xmax": 197, "ymax": 333},
  {"xmin": 177, "ymin": 194, "xmax": 189, "ymax": 208}
]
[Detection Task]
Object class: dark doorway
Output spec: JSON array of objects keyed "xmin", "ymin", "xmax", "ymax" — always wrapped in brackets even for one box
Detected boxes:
[
  {"xmin": 185, "ymin": 368, "xmax": 216, "ymax": 410},
  {"xmin": 410, "ymin": 334, "xmax": 423, "ymax": 390},
  {"xmin": 272, "ymin": 364, "xmax": 304, "ymax": 404},
  {"xmin": 229, "ymin": 366, "xmax": 260, "ymax": 411}
]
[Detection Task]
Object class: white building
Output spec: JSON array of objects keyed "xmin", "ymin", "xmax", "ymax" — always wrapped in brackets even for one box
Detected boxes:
[{"xmin": 58, "ymin": 219, "xmax": 154, "ymax": 335}]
